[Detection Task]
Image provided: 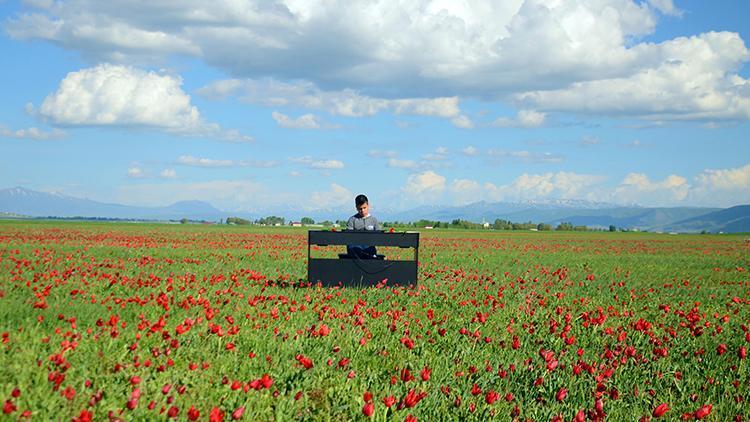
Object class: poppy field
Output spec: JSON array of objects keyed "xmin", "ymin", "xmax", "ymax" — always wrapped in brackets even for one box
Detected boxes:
[{"xmin": 1, "ymin": 220, "xmax": 749, "ymax": 421}]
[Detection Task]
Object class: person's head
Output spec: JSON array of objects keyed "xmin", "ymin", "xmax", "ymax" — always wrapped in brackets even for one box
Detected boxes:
[{"xmin": 355, "ymin": 194, "xmax": 369, "ymax": 217}]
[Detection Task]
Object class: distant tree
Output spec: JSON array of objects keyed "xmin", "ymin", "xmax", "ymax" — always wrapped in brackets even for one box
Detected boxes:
[
  {"xmin": 321, "ymin": 220, "xmax": 333, "ymax": 227},
  {"xmin": 537, "ymin": 223, "xmax": 552, "ymax": 231},
  {"xmin": 180, "ymin": 218, "xmax": 189, "ymax": 224},
  {"xmin": 609, "ymin": 225, "xmax": 617, "ymax": 232},
  {"xmin": 256, "ymin": 216, "xmax": 285, "ymax": 226},
  {"xmin": 493, "ymin": 219, "xmax": 511, "ymax": 230},
  {"xmin": 226, "ymin": 217, "xmax": 251, "ymax": 225},
  {"xmin": 556, "ymin": 222, "xmax": 574, "ymax": 231},
  {"xmin": 301, "ymin": 217, "xmax": 315, "ymax": 225}
]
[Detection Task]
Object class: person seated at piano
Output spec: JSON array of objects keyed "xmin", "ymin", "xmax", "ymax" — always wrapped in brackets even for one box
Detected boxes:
[{"xmin": 346, "ymin": 194, "xmax": 381, "ymax": 258}]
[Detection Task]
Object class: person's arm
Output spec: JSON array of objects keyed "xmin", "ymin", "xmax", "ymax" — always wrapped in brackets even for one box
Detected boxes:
[
  {"xmin": 374, "ymin": 217, "xmax": 382, "ymax": 231},
  {"xmin": 346, "ymin": 216, "xmax": 355, "ymax": 230}
]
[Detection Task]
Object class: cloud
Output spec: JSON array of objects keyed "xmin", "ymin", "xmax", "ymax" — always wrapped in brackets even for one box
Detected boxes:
[
  {"xmin": 446, "ymin": 166, "xmax": 750, "ymax": 207},
  {"xmin": 200, "ymin": 78, "xmax": 463, "ymax": 121},
  {"xmin": 291, "ymin": 156, "xmax": 344, "ymax": 170},
  {"xmin": 690, "ymin": 164, "xmax": 750, "ymax": 206},
  {"xmin": 423, "ymin": 146, "xmax": 449, "ymax": 161},
  {"xmin": 450, "ymin": 115, "xmax": 474, "ymax": 129},
  {"xmin": 387, "ymin": 158, "xmax": 419, "ymax": 170},
  {"xmin": 647, "ymin": 0, "xmax": 681, "ymax": 16},
  {"xmin": 492, "ymin": 109, "xmax": 546, "ymax": 128},
  {"xmin": 515, "ymin": 32, "xmax": 750, "ymax": 121},
  {"xmin": 177, "ymin": 155, "xmax": 236, "ymax": 168},
  {"xmin": 695, "ymin": 164, "xmax": 750, "ymax": 191},
  {"xmin": 580, "ymin": 136, "xmax": 601, "ymax": 146},
  {"xmin": 462, "ymin": 146, "xmax": 479, "ymax": 156},
  {"xmin": 126, "ymin": 165, "xmax": 179, "ymax": 179},
  {"xmin": 310, "ymin": 160, "xmax": 344, "ymax": 170},
  {"xmin": 7, "ymin": 1, "xmax": 749, "ymax": 122},
  {"xmin": 222, "ymin": 129, "xmax": 254, "ymax": 143},
  {"xmin": 612, "ymin": 173, "xmax": 689, "ymax": 205},
  {"xmin": 449, "ymin": 178, "xmax": 483, "ymax": 205},
  {"xmin": 368, "ymin": 149, "xmax": 397, "ymax": 159},
  {"xmin": 176, "ymin": 155, "xmax": 278, "ymax": 168},
  {"xmin": 448, "ymin": 171, "xmax": 605, "ymax": 203},
  {"xmin": 36, "ymin": 64, "xmax": 252, "ymax": 139},
  {"xmin": 127, "ymin": 167, "xmax": 146, "ymax": 179},
  {"xmin": 0, "ymin": 125, "xmax": 66, "ymax": 140},
  {"xmin": 309, "ymin": 183, "xmax": 352, "ymax": 210},
  {"xmin": 115, "ymin": 180, "xmax": 270, "ymax": 209},
  {"xmin": 487, "ymin": 149, "xmax": 564, "ymax": 164},
  {"xmin": 623, "ymin": 139, "xmax": 646, "ymax": 148},
  {"xmin": 372, "ymin": 147, "xmax": 450, "ymax": 171},
  {"xmin": 402, "ymin": 171, "xmax": 446, "ymax": 197},
  {"xmin": 271, "ymin": 111, "xmax": 328, "ymax": 129},
  {"xmin": 160, "ymin": 169, "xmax": 177, "ymax": 179}
]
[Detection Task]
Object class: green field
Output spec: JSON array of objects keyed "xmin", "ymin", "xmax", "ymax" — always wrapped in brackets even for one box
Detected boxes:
[{"xmin": 1, "ymin": 220, "xmax": 749, "ymax": 420}]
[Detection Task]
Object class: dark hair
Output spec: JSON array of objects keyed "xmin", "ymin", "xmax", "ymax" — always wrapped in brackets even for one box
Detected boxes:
[{"xmin": 355, "ymin": 194, "xmax": 369, "ymax": 207}]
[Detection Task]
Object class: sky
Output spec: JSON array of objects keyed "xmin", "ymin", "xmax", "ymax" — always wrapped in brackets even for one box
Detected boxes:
[{"xmin": 0, "ymin": 0, "xmax": 749, "ymax": 214}]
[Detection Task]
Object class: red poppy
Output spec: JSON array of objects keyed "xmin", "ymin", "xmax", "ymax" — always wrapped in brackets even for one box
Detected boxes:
[
  {"xmin": 652, "ymin": 403, "xmax": 669, "ymax": 418},
  {"xmin": 362, "ymin": 402, "xmax": 374, "ymax": 417}
]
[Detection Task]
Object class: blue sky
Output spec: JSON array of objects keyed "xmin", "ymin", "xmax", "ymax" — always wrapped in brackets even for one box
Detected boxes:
[{"xmin": 1, "ymin": 0, "xmax": 749, "ymax": 214}]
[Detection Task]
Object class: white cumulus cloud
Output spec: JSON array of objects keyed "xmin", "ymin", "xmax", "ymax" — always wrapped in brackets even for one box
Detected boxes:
[
  {"xmin": 6, "ymin": 1, "xmax": 749, "ymax": 122},
  {"xmin": 690, "ymin": 164, "xmax": 750, "ymax": 206},
  {"xmin": 612, "ymin": 173, "xmax": 689, "ymax": 205},
  {"xmin": 36, "ymin": 64, "xmax": 251, "ymax": 139},
  {"xmin": 449, "ymin": 172, "xmax": 605, "ymax": 203},
  {"xmin": 309, "ymin": 183, "xmax": 353, "ymax": 210},
  {"xmin": 402, "ymin": 170, "xmax": 446, "ymax": 197},
  {"xmin": 515, "ymin": 32, "xmax": 750, "ymax": 121}
]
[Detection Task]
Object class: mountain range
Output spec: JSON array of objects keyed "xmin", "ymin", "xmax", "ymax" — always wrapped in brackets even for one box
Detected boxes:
[{"xmin": 1, "ymin": 187, "xmax": 748, "ymax": 233}]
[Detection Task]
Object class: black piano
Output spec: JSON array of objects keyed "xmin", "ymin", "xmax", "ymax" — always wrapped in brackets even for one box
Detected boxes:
[{"xmin": 307, "ymin": 230, "xmax": 419, "ymax": 287}]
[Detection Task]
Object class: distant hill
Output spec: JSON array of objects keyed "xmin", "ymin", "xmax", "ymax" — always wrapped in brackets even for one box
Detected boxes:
[
  {"xmin": 548, "ymin": 207, "xmax": 720, "ymax": 231},
  {"xmin": 385, "ymin": 199, "xmax": 620, "ymax": 223},
  {"xmin": 385, "ymin": 201, "xmax": 721, "ymax": 231},
  {"xmin": 662, "ymin": 205, "xmax": 750, "ymax": 233},
  {"xmin": 1, "ymin": 186, "xmax": 748, "ymax": 232},
  {"xmin": 0, "ymin": 187, "xmax": 226, "ymax": 222}
]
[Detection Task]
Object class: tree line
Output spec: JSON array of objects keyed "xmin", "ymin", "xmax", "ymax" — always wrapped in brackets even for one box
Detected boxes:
[{"xmin": 225, "ymin": 216, "xmax": 626, "ymax": 232}]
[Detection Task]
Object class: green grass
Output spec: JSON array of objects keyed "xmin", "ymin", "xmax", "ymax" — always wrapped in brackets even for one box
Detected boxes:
[{"xmin": 1, "ymin": 221, "xmax": 748, "ymax": 420}]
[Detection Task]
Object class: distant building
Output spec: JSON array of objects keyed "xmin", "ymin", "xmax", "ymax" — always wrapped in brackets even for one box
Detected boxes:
[{"xmin": 290, "ymin": 222, "xmax": 302, "ymax": 227}]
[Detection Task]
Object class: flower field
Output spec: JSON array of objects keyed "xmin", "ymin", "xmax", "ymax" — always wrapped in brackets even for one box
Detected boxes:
[{"xmin": 1, "ymin": 220, "xmax": 749, "ymax": 421}]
